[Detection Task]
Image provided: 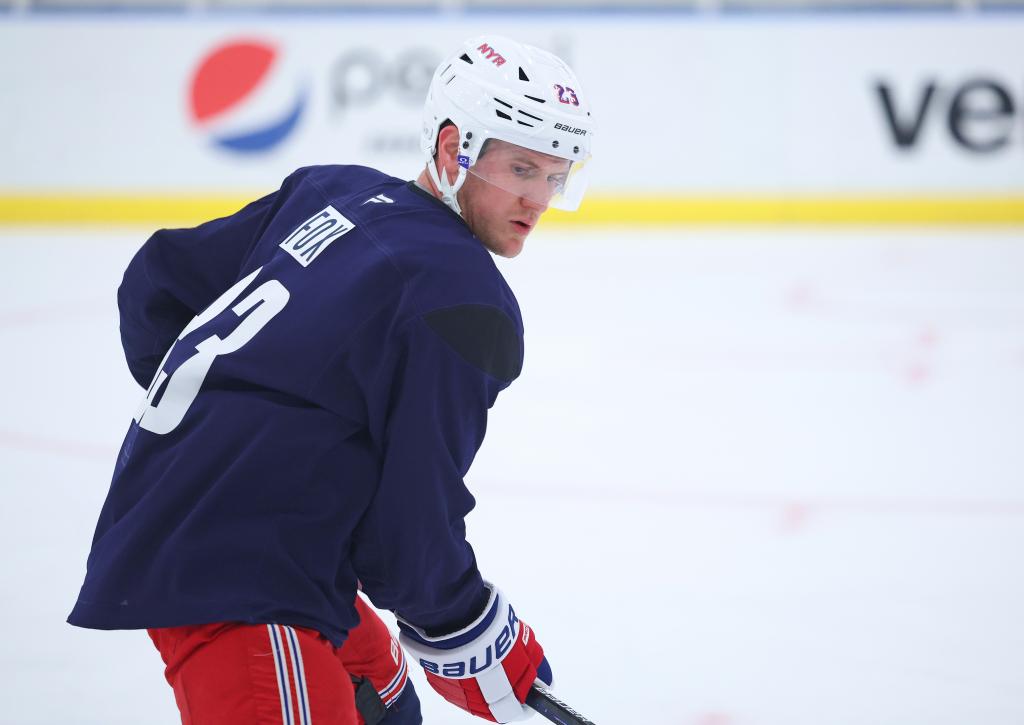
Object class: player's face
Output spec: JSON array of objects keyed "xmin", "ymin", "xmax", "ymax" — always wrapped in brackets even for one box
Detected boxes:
[{"xmin": 457, "ymin": 141, "xmax": 571, "ymax": 258}]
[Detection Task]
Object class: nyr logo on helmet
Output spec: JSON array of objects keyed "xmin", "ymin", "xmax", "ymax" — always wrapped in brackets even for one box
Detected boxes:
[
  {"xmin": 476, "ymin": 43, "xmax": 507, "ymax": 67},
  {"xmin": 188, "ymin": 39, "xmax": 308, "ymax": 154}
]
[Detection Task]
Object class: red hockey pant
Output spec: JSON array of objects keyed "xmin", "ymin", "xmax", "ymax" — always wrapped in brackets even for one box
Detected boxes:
[{"xmin": 149, "ymin": 597, "xmax": 406, "ymax": 725}]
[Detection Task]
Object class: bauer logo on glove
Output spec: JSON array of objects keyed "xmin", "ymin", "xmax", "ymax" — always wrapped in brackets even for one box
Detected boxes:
[
  {"xmin": 417, "ymin": 602, "xmax": 519, "ymax": 677},
  {"xmin": 398, "ymin": 584, "xmax": 552, "ymax": 723}
]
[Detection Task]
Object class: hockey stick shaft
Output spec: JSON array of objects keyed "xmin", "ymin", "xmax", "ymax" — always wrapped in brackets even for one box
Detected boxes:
[{"xmin": 526, "ymin": 684, "xmax": 597, "ymax": 725}]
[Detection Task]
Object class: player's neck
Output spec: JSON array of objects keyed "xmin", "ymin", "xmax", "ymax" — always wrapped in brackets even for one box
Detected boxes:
[{"xmin": 415, "ymin": 166, "xmax": 441, "ymax": 200}]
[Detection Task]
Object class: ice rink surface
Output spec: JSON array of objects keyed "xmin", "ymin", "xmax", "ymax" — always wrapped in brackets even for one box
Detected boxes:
[{"xmin": 2, "ymin": 225, "xmax": 1022, "ymax": 724}]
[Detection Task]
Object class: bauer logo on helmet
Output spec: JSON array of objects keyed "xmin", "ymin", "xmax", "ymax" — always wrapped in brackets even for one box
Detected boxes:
[{"xmin": 554, "ymin": 123, "xmax": 587, "ymax": 136}]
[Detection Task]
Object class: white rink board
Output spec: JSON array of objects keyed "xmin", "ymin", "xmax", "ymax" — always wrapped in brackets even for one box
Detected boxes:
[
  {"xmin": 2, "ymin": 226, "xmax": 1023, "ymax": 724},
  {"xmin": 1, "ymin": 15, "xmax": 1023, "ymax": 194}
]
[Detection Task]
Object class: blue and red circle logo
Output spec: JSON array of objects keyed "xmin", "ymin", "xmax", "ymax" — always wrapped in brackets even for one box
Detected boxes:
[{"xmin": 188, "ymin": 39, "xmax": 307, "ymax": 153}]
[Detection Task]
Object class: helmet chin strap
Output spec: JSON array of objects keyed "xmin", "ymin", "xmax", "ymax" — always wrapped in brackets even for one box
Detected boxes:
[{"xmin": 426, "ymin": 158, "xmax": 468, "ymax": 217}]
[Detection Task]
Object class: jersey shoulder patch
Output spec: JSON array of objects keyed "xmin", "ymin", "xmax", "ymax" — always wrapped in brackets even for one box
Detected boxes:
[{"xmin": 423, "ymin": 304, "xmax": 522, "ymax": 383}]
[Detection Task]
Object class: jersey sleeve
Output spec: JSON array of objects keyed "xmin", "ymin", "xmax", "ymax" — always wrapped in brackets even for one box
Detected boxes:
[
  {"xmin": 352, "ymin": 303, "xmax": 523, "ymax": 635},
  {"xmin": 116, "ymin": 178, "xmax": 296, "ymax": 388}
]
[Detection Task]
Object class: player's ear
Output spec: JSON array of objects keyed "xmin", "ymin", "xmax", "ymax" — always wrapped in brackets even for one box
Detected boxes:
[{"xmin": 436, "ymin": 124, "xmax": 462, "ymax": 184}]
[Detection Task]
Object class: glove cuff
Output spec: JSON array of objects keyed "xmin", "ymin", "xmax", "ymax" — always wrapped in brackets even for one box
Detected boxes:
[{"xmin": 398, "ymin": 582, "xmax": 520, "ymax": 679}]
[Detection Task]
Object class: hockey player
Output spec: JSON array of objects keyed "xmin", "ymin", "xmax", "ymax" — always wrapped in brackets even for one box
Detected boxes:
[{"xmin": 68, "ymin": 34, "xmax": 594, "ymax": 724}]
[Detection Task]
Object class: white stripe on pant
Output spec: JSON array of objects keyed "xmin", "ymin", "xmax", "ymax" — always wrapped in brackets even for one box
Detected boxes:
[
  {"xmin": 268, "ymin": 624, "xmax": 315, "ymax": 725},
  {"xmin": 283, "ymin": 626, "xmax": 313, "ymax": 725}
]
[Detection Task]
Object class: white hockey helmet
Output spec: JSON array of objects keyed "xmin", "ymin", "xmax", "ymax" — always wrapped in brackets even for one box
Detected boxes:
[{"xmin": 422, "ymin": 35, "xmax": 594, "ymax": 215}]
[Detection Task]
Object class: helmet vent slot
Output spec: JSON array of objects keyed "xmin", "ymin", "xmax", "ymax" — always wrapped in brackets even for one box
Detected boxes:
[
  {"xmin": 518, "ymin": 110, "xmax": 543, "ymax": 122},
  {"xmin": 460, "ymin": 54, "xmax": 473, "ymax": 64},
  {"xmin": 524, "ymin": 94, "xmax": 546, "ymax": 104},
  {"xmin": 494, "ymin": 98, "xmax": 513, "ymax": 109},
  {"xmin": 495, "ymin": 109, "xmax": 512, "ymax": 121},
  {"xmin": 518, "ymin": 67, "xmax": 530, "ymax": 82},
  {"xmin": 517, "ymin": 121, "xmax": 534, "ymax": 127}
]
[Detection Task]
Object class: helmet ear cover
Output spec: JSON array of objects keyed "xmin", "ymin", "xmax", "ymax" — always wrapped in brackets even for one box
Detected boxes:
[
  {"xmin": 426, "ymin": 121, "xmax": 493, "ymax": 217},
  {"xmin": 425, "ymin": 120, "xmax": 470, "ymax": 215},
  {"xmin": 430, "ymin": 120, "xmax": 489, "ymax": 172},
  {"xmin": 429, "ymin": 120, "xmax": 457, "ymax": 161}
]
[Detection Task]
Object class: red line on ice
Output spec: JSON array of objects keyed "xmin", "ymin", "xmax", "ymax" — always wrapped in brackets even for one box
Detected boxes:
[{"xmin": 492, "ymin": 483, "xmax": 1024, "ymax": 519}]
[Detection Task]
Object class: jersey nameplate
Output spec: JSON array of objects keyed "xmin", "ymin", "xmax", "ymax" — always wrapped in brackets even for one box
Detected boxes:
[{"xmin": 279, "ymin": 205, "xmax": 355, "ymax": 267}]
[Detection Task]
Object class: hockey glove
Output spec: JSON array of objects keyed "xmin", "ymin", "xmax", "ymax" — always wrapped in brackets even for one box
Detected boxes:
[{"xmin": 397, "ymin": 583, "xmax": 552, "ymax": 723}]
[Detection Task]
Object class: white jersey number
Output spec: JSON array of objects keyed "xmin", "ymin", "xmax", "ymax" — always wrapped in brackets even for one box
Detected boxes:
[{"xmin": 135, "ymin": 267, "xmax": 290, "ymax": 435}]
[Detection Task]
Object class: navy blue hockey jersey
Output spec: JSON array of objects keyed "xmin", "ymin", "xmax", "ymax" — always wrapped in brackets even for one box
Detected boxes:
[{"xmin": 68, "ymin": 166, "xmax": 523, "ymax": 646}]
